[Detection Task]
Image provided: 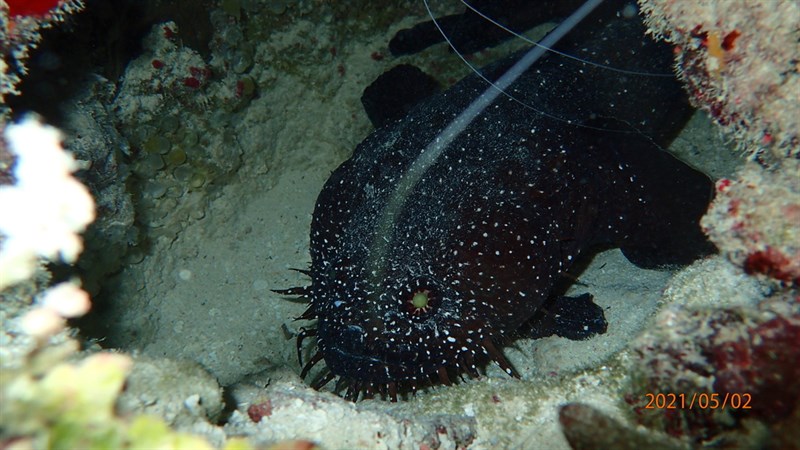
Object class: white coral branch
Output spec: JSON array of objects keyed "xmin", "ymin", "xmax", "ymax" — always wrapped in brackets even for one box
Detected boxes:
[{"xmin": 0, "ymin": 117, "xmax": 95, "ymax": 289}]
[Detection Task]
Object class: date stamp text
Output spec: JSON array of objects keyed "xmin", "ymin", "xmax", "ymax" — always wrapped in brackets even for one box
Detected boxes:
[{"xmin": 644, "ymin": 392, "xmax": 752, "ymax": 410}]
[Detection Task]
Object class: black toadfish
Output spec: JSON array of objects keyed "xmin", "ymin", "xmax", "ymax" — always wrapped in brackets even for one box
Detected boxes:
[{"xmin": 279, "ymin": 0, "xmax": 715, "ymax": 401}]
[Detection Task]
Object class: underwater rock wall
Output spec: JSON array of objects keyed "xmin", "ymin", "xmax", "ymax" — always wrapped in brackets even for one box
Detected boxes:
[{"xmin": 1, "ymin": 0, "xmax": 798, "ymax": 449}]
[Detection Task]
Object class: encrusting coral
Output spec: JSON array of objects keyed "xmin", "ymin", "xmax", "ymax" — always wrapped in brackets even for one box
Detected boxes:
[
  {"xmin": 0, "ymin": 0, "xmax": 85, "ymax": 120},
  {"xmin": 639, "ymin": 0, "xmax": 799, "ymax": 162}
]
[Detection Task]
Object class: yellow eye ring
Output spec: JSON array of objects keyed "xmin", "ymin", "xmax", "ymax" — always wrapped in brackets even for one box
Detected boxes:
[{"xmin": 409, "ymin": 289, "xmax": 431, "ymax": 315}]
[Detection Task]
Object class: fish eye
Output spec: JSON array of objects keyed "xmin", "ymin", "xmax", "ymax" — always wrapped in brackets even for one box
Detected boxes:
[
  {"xmin": 402, "ymin": 282, "xmax": 440, "ymax": 318},
  {"xmin": 408, "ymin": 289, "xmax": 431, "ymax": 315}
]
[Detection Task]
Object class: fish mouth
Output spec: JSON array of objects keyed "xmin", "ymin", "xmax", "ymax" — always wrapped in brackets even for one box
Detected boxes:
[{"xmin": 319, "ymin": 322, "xmax": 434, "ymax": 383}]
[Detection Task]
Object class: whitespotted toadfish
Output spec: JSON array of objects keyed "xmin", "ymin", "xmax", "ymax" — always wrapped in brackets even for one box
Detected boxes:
[{"xmin": 278, "ymin": 0, "xmax": 716, "ymax": 401}]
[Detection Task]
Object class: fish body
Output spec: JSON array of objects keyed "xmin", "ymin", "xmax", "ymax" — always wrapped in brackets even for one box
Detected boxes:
[{"xmin": 298, "ymin": 6, "xmax": 714, "ymax": 395}]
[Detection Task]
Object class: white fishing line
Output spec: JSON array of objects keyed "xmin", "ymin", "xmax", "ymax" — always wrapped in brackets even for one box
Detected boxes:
[
  {"xmin": 457, "ymin": 0, "xmax": 674, "ymax": 77},
  {"xmin": 367, "ymin": 0, "xmax": 604, "ymax": 282}
]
